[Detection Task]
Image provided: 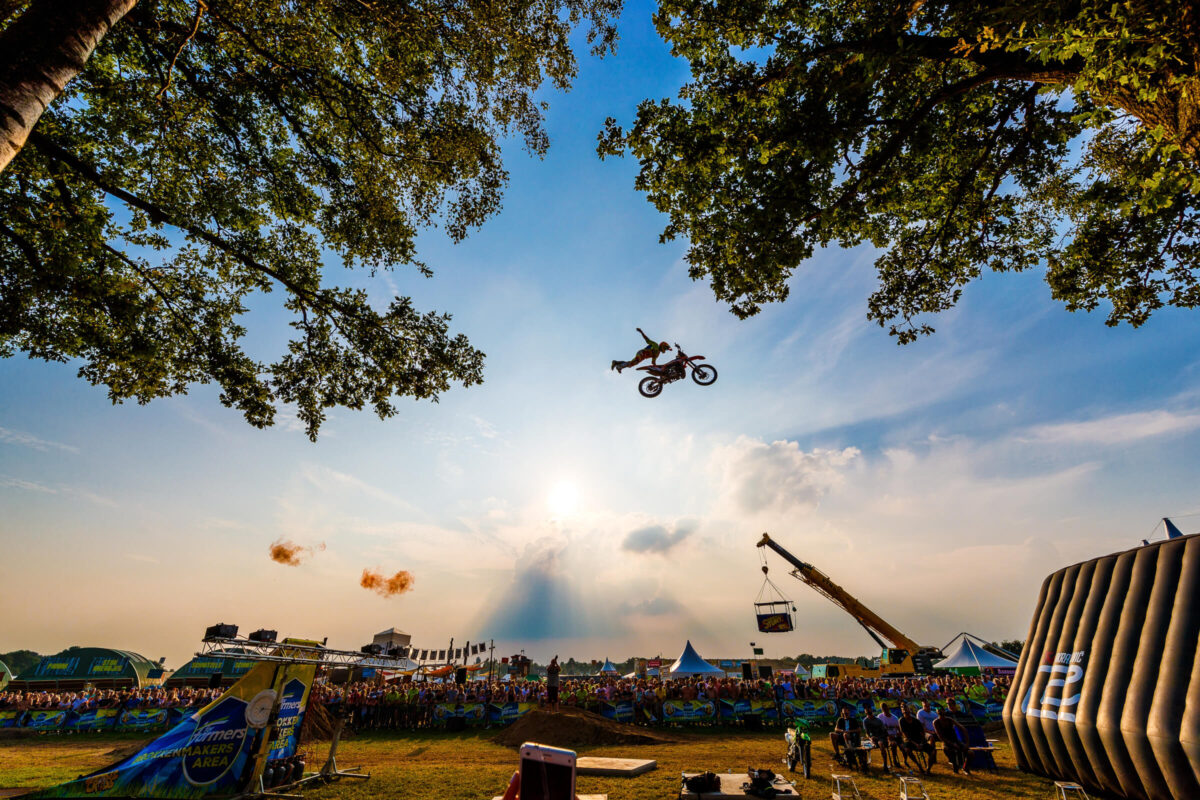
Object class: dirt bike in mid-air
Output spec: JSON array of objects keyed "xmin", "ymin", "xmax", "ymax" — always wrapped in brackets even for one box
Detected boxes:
[{"xmin": 636, "ymin": 343, "xmax": 717, "ymax": 398}]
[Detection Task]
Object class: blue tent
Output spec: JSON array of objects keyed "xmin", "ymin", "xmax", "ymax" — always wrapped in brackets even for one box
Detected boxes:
[
  {"xmin": 668, "ymin": 641, "xmax": 724, "ymax": 677},
  {"xmin": 596, "ymin": 658, "xmax": 620, "ymax": 676}
]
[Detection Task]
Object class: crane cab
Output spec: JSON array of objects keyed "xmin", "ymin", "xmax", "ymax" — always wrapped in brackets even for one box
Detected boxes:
[
  {"xmin": 879, "ymin": 648, "xmax": 913, "ymax": 675},
  {"xmin": 810, "ymin": 663, "xmax": 871, "ymax": 680}
]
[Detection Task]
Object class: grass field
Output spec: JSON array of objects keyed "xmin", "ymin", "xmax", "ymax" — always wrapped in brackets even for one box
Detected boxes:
[{"xmin": 0, "ymin": 728, "xmax": 1068, "ymax": 800}]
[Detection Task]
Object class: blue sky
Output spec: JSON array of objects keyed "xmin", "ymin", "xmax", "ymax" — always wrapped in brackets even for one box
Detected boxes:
[{"xmin": 2, "ymin": 1, "xmax": 1199, "ymax": 669}]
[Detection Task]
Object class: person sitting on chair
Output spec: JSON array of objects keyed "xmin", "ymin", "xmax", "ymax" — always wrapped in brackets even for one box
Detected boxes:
[
  {"xmin": 829, "ymin": 706, "xmax": 863, "ymax": 767},
  {"xmin": 862, "ymin": 707, "xmax": 891, "ymax": 773},
  {"xmin": 611, "ymin": 328, "xmax": 670, "ymax": 373},
  {"xmin": 898, "ymin": 704, "xmax": 936, "ymax": 773},
  {"xmin": 877, "ymin": 702, "xmax": 903, "ymax": 771},
  {"xmin": 933, "ymin": 706, "xmax": 972, "ymax": 775}
]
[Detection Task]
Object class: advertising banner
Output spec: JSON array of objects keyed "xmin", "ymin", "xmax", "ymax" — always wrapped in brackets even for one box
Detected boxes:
[
  {"xmin": 0, "ymin": 710, "xmax": 23, "ymax": 728},
  {"xmin": 69, "ymin": 708, "xmax": 121, "ymax": 732},
  {"xmin": 779, "ymin": 699, "xmax": 839, "ymax": 721},
  {"xmin": 662, "ymin": 699, "xmax": 716, "ymax": 722},
  {"xmin": 26, "ymin": 661, "xmax": 280, "ymax": 800},
  {"xmin": 24, "ymin": 709, "xmax": 67, "ymax": 730},
  {"xmin": 174, "ymin": 658, "xmax": 256, "ymax": 681},
  {"xmin": 88, "ymin": 657, "xmax": 128, "ymax": 677},
  {"xmin": 756, "ymin": 613, "xmax": 793, "ymax": 633},
  {"xmin": 599, "ymin": 701, "xmax": 634, "ymax": 723},
  {"xmin": 267, "ymin": 665, "xmax": 316, "ymax": 760},
  {"xmin": 719, "ymin": 699, "xmax": 777, "ymax": 720},
  {"xmin": 117, "ymin": 708, "xmax": 170, "ymax": 732},
  {"xmin": 35, "ymin": 657, "xmax": 79, "ymax": 677},
  {"xmin": 487, "ymin": 702, "xmax": 536, "ymax": 725},
  {"xmin": 433, "ymin": 703, "xmax": 487, "ymax": 725}
]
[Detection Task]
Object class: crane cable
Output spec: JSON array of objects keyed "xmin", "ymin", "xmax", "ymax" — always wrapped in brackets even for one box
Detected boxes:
[{"xmin": 755, "ymin": 551, "xmax": 793, "ymax": 608}]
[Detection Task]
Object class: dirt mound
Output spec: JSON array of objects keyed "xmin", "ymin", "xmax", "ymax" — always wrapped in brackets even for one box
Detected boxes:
[
  {"xmin": 492, "ymin": 706, "xmax": 677, "ymax": 749},
  {"xmin": 299, "ymin": 698, "xmax": 353, "ymax": 744}
]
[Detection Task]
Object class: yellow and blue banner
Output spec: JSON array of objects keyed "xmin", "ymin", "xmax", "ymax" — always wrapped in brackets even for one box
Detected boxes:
[
  {"xmin": 24, "ymin": 660, "xmax": 289, "ymax": 800},
  {"xmin": 662, "ymin": 699, "xmax": 717, "ymax": 722}
]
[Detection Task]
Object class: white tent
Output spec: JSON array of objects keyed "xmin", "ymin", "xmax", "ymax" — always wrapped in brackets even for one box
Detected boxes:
[
  {"xmin": 668, "ymin": 641, "xmax": 724, "ymax": 677},
  {"xmin": 787, "ymin": 664, "xmax": 811, "ymax": 678},
  {"xmin": 934, "ymin": 636, "xmax": 1018, "ymax": 672},
  {"xmin": 623, "ymin": 667, "xmax": 661, "ymax": 679}
]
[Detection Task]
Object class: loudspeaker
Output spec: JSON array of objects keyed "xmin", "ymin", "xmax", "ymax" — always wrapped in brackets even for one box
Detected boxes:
[
  {"xmin": 204, "ymin": 623, "xmax": 238, "ymax": 641},
  {"xmin": 248, "ymin": 629, "xmax": 277, "ymax": 643},
  {"xmin": 455, "ymin": 667, "xmax": 468, "ymax": 684},
  {"xmin": 208, "ymin": 672, "xmax": 224, "ymax": 688},
  {"xmin": 758, "ymin": 665, "xmax": 773, "ymax": 679},
  {"xmin": 741, "ymin": 662, "xmax": 753, "ymax": 680},
  {"xmin": 446, "ymin": 715, "xmax": 466, "ymax": 732}
]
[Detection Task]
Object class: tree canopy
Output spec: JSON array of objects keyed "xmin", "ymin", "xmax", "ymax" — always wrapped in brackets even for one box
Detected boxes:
[
  {"xmin": 0, "ymin": 0, "xmax": 619, "ymax": 438},
  {"xmin": 600, "ymin": 1, "xmax": 1200, "ymax": 342}
]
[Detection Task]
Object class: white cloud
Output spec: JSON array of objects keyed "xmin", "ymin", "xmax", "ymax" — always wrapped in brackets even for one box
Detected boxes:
[
  {"xmin": 0, "ymin": 476, "xmax": 56, "ymax": 493},
  {"xmin": 712, "ymin": 437, "xmax": 860, "ymax": 515},
  {"xmin": 300, "ymin": 464, "xmax": 417, "ymax": 510},
  {"xmin": 0, "ymin": 426, "xmax": 79, "ymax": 453},
  {"xmin": 1025, "ymin": 410, "xmax": 1200, "ymax": 445},
  {"xmin": 0, "ymin": 476, "xmax": 114, "ymax": 506}
]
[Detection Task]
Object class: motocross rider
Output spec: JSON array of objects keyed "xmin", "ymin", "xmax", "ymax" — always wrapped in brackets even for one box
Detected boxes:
[{"xmin": 611, "ymin": 328, "xmax": 671, "ymax": 374}]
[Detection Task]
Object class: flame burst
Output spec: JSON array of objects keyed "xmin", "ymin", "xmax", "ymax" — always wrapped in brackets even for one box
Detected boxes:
[
  {"xmin": 361, "ymin": 568, "xmax": 415, "ymax": 597},
  {"xmin": 269, "ymin": 539, "xmax": 325, "ymax": 566}
]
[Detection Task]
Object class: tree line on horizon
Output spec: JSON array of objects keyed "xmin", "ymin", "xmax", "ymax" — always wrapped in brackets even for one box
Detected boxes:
[{"xmin": 0, "ymin": 639, "xmax": 1025, "ymax": 683}]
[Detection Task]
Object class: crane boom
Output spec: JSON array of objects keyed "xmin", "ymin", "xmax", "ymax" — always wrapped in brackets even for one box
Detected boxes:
[{"xmin": 757, "ymin": 532, "xmax": 921, "ymax": 653}]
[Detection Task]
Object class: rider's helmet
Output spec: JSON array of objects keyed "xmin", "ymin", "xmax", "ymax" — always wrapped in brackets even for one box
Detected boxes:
[{"xmin": 660, "ymin": 342, "xmax": 671, "ymax": 351}]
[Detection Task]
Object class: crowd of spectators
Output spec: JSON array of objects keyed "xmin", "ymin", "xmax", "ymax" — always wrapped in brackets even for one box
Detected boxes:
[
  {"xmin": 0, "ymin": 686, "xmax": 223, "ymax": 714},
  {"xmin": 313, "ymin": 672, "xmax": 1010, "ymax": 732},
  {"xmin": 0, "ymin": 672, "xmax": 1010, "ymax": 738}
]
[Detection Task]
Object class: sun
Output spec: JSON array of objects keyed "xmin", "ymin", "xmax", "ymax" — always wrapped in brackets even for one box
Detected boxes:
[{"xmin": 547, "ymin": 480, "xmax": 580, "ymax": 517}]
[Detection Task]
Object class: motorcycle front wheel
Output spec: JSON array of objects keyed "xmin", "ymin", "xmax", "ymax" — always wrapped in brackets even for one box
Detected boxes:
[
  {"xmin": 638, "ymin": 377, "xmax": 663, "ymax": 398},
  {"xmin": 691, "ymin": 364, "xmax": 717, "ymax": 385}
]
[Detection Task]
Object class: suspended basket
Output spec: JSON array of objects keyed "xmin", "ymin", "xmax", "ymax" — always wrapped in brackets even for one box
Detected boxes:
[{"xmin": 754, "ymin": 565, "xmax": 796, "ymax": 633}]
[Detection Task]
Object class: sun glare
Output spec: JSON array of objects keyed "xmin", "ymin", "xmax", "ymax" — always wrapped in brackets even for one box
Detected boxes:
[{"xmin": 547, "ymin": 480, "xmax": 580, "ymax": 516}]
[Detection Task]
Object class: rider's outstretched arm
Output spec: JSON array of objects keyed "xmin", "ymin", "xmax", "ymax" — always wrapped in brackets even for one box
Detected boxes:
[{"xmin": 637, "ymin": 327, "xmax": 654, "ymax": 346}]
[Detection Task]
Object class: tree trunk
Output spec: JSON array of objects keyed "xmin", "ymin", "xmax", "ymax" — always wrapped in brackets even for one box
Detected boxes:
[{"xmin": 0, "ymin": 0, "xmax": 137, "ymax": 174}]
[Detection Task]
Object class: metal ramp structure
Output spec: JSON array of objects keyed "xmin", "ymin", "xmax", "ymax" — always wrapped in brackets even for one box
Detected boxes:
[{"xmin": 18, "ymin": 631, "xmax": 413, "ymax": 800}]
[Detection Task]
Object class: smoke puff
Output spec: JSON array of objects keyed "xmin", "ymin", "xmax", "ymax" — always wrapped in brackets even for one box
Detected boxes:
[
  {"xmin": 269, "ymin": 539, "xmax": 325, "ymax": 566},
  {"xmin": 361, "ymin": 568, "xmax": 415, "ymax": 597}
]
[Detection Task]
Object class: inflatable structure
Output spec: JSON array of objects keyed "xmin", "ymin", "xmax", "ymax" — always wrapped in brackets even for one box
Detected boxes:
[{"xmin": 1003, "ymin": 531, "xmax": 1200, "ymax": 799}]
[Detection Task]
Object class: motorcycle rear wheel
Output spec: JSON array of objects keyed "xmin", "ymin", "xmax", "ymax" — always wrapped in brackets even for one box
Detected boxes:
[
  {"xmin": 638, "ymin": 377, "xmax": 663, "ymax": 398},
  {"xmin": 691, "ymin": 364, "xmax": 717, "ymax": 385}
]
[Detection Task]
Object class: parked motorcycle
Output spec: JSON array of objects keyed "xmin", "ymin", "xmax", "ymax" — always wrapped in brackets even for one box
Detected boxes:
[{"xmin": 636, "ymin": 343, "xmax": 717, "ymax": 398}]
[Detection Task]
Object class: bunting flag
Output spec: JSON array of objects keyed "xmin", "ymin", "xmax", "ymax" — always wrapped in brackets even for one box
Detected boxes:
[
  {"xmin": 455, "ymin": 648, "xmax": 462, "ymax": 659},
  {"xmin": 420, "ymin": 649, "xmax": 428, "ymax": 660},
  {"xmin": 438, "ymin": 650, "xmax": 446, "ymax": 660}
]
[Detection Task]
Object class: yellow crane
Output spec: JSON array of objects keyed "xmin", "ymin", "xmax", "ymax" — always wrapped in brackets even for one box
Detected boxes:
[{"xmin": 756, "ymin": 533, "xmax": 943, "ymax": 678}]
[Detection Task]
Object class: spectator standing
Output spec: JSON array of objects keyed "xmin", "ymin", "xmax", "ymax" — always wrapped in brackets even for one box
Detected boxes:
[{"xmin": 546, "ymin": 656, "xmax": 561, "ymax": 712}]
